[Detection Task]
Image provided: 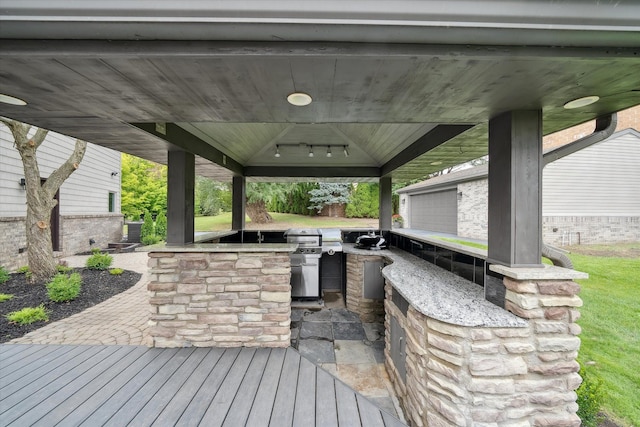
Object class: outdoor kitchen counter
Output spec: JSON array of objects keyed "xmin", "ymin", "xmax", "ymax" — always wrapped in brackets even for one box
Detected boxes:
[
  {"xmin": 140, "ymin": 242, "xmax": 298, "ymax": 252},
  {"xmin": 342, "ymin": 243, "xmax": 527, "ymax": 328}
]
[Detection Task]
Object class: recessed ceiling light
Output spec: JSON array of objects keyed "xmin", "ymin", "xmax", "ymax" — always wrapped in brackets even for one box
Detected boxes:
[
  {"xmin": 430, "ymin": 161, "xmax": 443, "ymax": 166},
  {"xmin": 287, "ymin": 92, "xmax": 312, "ymax": 106},
  {"xmin": 0, "ymin": 93, "xmax": 27, "ymax": 106},
  {"xmin": 563, "ymin": 95, "xmax": 599, "ymax": 109}
]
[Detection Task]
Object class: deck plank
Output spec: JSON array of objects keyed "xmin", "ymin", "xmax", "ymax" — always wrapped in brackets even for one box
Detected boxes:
[
  {"xmin": 199, "ymin": 347, "xmax": 257, "ymax": 425},
  {"xmin": 0, "ymin": 344, "xmax": 407, "ymax": 427},
  {"xmin": 13, "ymin": 346, "xmax": 137, "ymax": 426},
  {"xmin": 33, "ymin": 346, "xmax": 151, "ymax": 426},
  {"xmin": 336, "ymin": 379, "xmax": 363, "ymax": 426},
  {"xmin": 101, "ymin": 347, "xmax": 196, "ymax": 426},
  {"xmin": 177, "ymin": 347, "xmax": 241, "ymax": 426},
  {"xmin": 222, "ymin": 348, "xmax": 271, "ymax": 426},
  {"xmin": 0, "ymin": 345, "xmax": 115, "ymax": 424},
  {"xmin": 268, "ymin": 347, "xmax": 301, "ymax": 427},
  {"xmin": 0, "ymin": 344, "xmax": 53, "ymax": 372},
  {"xmin": 244, "ymin": 347, "xmax": 287, "ymax": 427},
  {"xmin": 356, "ymin": 394, "xmax": 386, "ymax": 427},
  {"xmin": 151, "ymin": 347, "xmax": 224, "ymax": 426},
  {"xmin": 128, "ymin": 347, "xmax": 210, "ymax": 426},
  {"xmin": 80, "ymin": 348, "xmax": 180, "ymax": 426},
  {"xmin": 316, "ymin": 367, "xmax": 339, "ymax": 427},
  {"xmin": 293, "ymin": 356, "xmax": 317, "ymax": 427},
  {"xmin": 1, "ymin": 345, "xmax": 81, "ymax": 389},
  {"xmin": 60, "ymin": 347, "xmax": 168, "ymax": 426}
]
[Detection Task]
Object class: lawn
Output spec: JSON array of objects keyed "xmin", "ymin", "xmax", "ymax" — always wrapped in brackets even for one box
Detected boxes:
[
  {"xmin": 568, "ymin": 244, "xmax": 640, "ymax": 427},
  {"xmin": 195, "ymin": 212, "xmax": 379, "ymax": 231}
]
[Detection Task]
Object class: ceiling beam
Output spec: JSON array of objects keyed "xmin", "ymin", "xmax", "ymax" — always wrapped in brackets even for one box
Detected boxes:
[
  {"xmin": 132, "ymin": 122, "xmax": 244, "ymax": 176},
  {"xmin": 380, "ymin": 124, "xmax": 475, "ymax": 177},
  {"xmin": 244, "ymin": 166, "xmax": 380, "ymax": 178}
]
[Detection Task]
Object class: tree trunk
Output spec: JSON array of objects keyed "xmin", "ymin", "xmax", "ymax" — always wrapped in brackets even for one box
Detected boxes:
[
  {"xmin": 1, "ymin": 119, "xmax": 87, "ymax": 282},
  {"xmin": 246, "ymin": 201, "xmax": 273, "ymax": 224}
]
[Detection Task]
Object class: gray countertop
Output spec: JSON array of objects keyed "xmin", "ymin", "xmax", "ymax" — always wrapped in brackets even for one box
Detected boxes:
[
  {"xmin": 342, "ymin": 244, "xmax": 528, "ymax": 328},
  {"xmin": 141, "ymin": 243, "xmax": 298, "ymax": 253}
]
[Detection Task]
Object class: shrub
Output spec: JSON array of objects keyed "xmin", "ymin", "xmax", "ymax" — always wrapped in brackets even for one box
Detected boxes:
[
  {"xmin": 56, "ymin": 264, "xmax": 74, "ymax": 274},
  {"xmin": 47, "ymin": 273, "xmax": 82, "ymax": 302},
  {"xmin": 86, "ymin": 251, "xmax": 113, "ymax": 270},
  {"xmin": 17, "ymin": 265, "xmax": 32, "ymax": 280},
  {"xmin": 155, "ymin": 211, "xmax": 167, "ymax": 240},
  {"xmin": 0, "ymin": 293, "xmax": 14, "ymax": 302},
  {"xmin": 141, "ymin": 234, "xmax": 162, "ymax": 246},
  {"xmin": 6, "ymin": 305, "xmax": 48, "ymax": 325},
  {"xmin": 109, "ymin": 268, "xmax": 124, "ymax": 275},
  {"xmin": 577, "ymin": 367, "xmax": 605, "ymax": 427},
  {"xmin": 141, "ymin": 210, "xmax": 155, "ymax": 241},
  {"xmin": 0, "ymin": 266, "xmax": 9, "ymax": 284}
]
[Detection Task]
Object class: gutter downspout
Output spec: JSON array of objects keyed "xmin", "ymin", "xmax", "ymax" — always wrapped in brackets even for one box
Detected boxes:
[{"xmin": 541, "ymin": 113, "xmax": 618, "ymax": 268}]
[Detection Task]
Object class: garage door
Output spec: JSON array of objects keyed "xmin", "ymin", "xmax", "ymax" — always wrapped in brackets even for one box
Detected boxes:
[{"xmin": 409, "ymin": 190, "xmax": 458, "ymax": 233}]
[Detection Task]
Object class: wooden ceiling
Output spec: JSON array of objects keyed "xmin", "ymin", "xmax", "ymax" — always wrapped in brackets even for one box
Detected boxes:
[{"xmin": 1, "ymin": 4, "xmax": 639, "ymax": 182}]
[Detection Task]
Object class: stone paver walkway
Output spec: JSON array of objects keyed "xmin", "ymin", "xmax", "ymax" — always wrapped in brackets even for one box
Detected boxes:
[{"xmin": 8, "ymin": 252, "xmax": 151, "ymax": 346}]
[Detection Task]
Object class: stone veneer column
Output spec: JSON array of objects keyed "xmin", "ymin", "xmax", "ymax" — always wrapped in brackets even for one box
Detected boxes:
[
  {"xmin": 147, "ymin": 251, "xmax": 291, "ymax": 348},
  {"xmin": 346, "ymin": 254, "xmax": 385, "ymax": 322},
  {"xmin": 385, "ymin": 265, "xmax": 587, "ymax": 427}
]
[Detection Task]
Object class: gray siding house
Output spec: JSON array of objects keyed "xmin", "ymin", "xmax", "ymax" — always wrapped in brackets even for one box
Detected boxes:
[
  {"xmin": 398, "ymin": 128, "xmax": 640, "ymax": 245},
  {"xmin": 0, "ymin": 126, "xmax": 123, "ymax": 270}
]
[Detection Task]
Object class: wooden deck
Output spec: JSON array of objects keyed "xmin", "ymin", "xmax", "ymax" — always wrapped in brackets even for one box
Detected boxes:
[{"xmin": 0, "ymin": 344, "xmax": 407, "ymax": 427}]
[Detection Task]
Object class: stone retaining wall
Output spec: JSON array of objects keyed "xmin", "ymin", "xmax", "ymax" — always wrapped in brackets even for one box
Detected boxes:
[
  {"xmin": 346, "ymin": 253, "xmax": 386, "ymax": 322},
  {"xmin": 385, "ymin": 275, "xmax": 583, "ymax": 427},
  {"xmin": 147, "ymin": 251, "xmax": 291, "ymax": 348}
]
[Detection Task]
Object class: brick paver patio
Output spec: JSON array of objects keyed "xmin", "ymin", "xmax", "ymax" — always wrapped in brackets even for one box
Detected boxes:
[{"xmin": 8, "ymin": 252, "xmax": 151, "ymax": 346}]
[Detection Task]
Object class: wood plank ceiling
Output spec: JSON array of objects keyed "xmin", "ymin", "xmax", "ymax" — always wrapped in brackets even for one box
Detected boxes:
[{"xmin": 1, "ymin": 38, "xmax": 639, "ymax": 182}]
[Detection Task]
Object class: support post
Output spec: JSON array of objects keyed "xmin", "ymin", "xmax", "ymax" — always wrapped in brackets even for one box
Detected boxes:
[
  {"xmin": 232, "ymin": 176, "xmax": 246, "ymax": 230},
  {"xmin": 167, "ymin": 150, "xmax": 195, "ymax": 246},
  {"xmin": 488, "ymin": 110, "xmax": 543, "ymax": 267},
  {"xmin": 379, "ymin": 176, "xmax": 392, "ymax": 231}
]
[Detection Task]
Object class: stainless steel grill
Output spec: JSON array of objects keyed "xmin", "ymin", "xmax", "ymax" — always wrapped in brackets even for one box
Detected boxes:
[{"xmin": 284, "ymin": 228, "xmax": 322, "ymax": 299}]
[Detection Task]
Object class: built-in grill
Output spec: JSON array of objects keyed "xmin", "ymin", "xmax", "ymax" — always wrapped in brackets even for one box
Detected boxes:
[{"xmin": 284, "ymin": 228, "xmax": 322, "ymax": 299}]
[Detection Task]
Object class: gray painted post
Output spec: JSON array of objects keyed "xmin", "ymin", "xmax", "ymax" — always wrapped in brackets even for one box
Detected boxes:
[
  {"xmin": 232, "ymin": 176, "xmax": 246, "ymax": 230},
  {"xmin": 167, "ymin": 150, "xmax": 195, "ymax": 246},
  {"xmin": 379, "ymin": 176, "xmax": 392, "ymax": 231},
  {"xmin": 487, "ymin": 110, "xmax": 543, "ymax": 267}
]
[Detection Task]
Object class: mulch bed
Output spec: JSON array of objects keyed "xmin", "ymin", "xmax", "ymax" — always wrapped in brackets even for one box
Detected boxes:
[{"xmin": 0, "ymin": 269, "xmax": 141, "ymax": 343}]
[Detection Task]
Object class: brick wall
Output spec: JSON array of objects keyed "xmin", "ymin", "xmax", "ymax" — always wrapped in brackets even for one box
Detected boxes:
[
  {"xmin": 346, "ymin": 254, "xmax": 385, "ymax": 322},
  {"xmin": 385, "ymin": 275, "xmax": 583, "ymax": 427},
  {"xmin": 61, "ymin": 214, "xmax": 124, "ymax": 255},
  {"xmin": 0, "ymin": 217, "xmax": 27, "ymax": 271},
  {"xmin": 147, "ymin": 251, "xmax": 291, "ymax": 348},
  {"xmin": 543, "ymin": 216, "xmax": 640, "ymax": 245},
  {"xmin": 543, "ymin": 105, "xmax": 639, "ymax": 151},
  {"xmin": 457, "ymin": 180, "xmax": 488, "ymax": 241},
  {"xmin": 0, "ymin": 214, "xmax": 123, "ymax": 271}
]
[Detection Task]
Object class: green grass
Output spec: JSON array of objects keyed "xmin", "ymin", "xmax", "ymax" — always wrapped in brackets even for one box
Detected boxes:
[
  {"xmin": 570, "ymin": 252, "xmax": 640, "ymax": 427},
  {"xmin": 0, "ymin": 293, "xmax": 14, "ymax": 302},
  {"xmin": 436, "ymin": 237, "xmax": 488, "ymax": 250},
  {"xmin": 194, "ymin": 212, "xmax": 378, "ymax": 231}
]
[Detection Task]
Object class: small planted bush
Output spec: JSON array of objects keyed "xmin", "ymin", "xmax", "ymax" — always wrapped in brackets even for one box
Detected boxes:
[
  {"xmin": 109, "ymin": 268, "xmax": 124, "ymax": 275},
  {"xmin": 6, "ymin": 305, "xmax": 48, "ymax": 325},
  {"xmin": 86, "ymin": 251, "xmax": 113, "ymax": 270},
  {"xmin": 0, "ymin": 293, "xmax": 14, "ymax": 302},
  {"xmin": 56, "ymin": 264, "xmax": 74, "ymax": 274},
  {"xmin": 577, "ymin": 367, "xmax": 605, "ymax": 427},
  {"xmin": 141, "ymin": 234, "xmax": 161, "ymax": 246},
  {"xmin": 0, "ymin": 266, "xmax": 9, "ymax": 284},
  {"xmin": 155, "ymin": 211, "xmax": 167, "ymax": 240},
  {"xmin": 47, "ymin": 273, "xmax": 82, "ymax": 302},
  {"xmin": 17, "ymin": 265, "xmax": 32, "ymax": 280}
]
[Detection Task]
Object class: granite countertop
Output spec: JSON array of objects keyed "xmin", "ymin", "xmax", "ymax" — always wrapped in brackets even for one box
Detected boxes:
[
  {"xmin": 343, "ymin": 244, "xmax": 528, "ymax": 328},
  {"xmin": 140, "ymin": 243, "xmax": 298, "ymax": 253},
  {"xmin": 193, "ymin": 230, "xmax": 238, "ymax": 243}
]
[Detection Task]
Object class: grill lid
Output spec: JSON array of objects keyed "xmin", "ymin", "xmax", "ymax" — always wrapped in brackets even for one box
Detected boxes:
[{"xmin": 284, "ymin": 228, "xmax": 322, "ymax": 246}]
